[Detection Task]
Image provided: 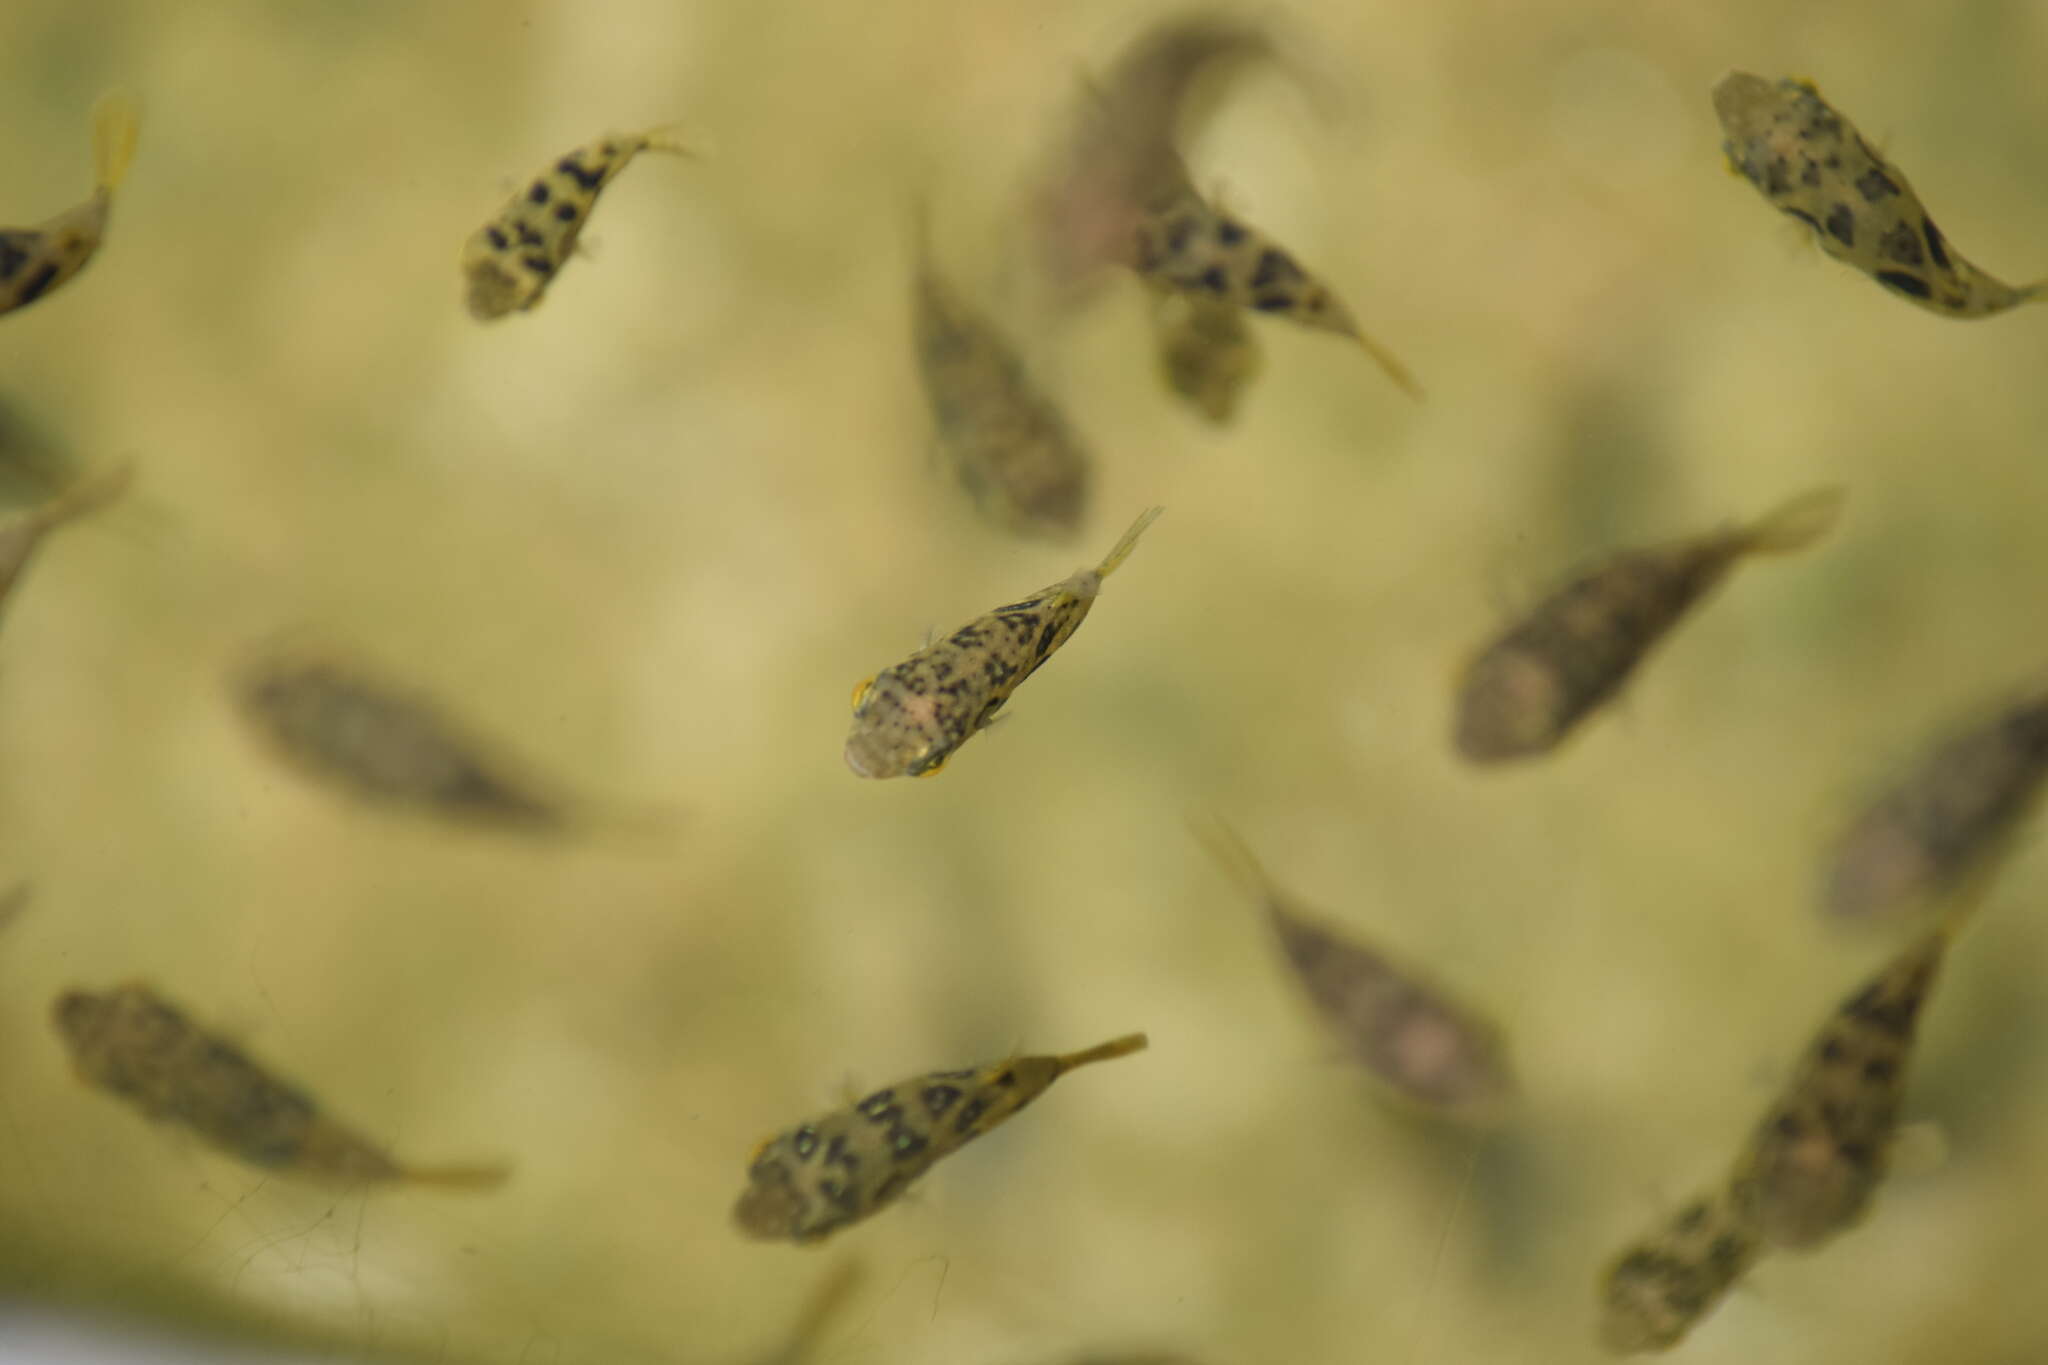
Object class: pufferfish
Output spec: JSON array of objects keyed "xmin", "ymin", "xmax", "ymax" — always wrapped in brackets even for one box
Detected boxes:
[
  {"xmin": 55, "ymin": 982, "xmax": 507, "ymax": 1189},
  {"xmin": 461, "ymin": 123, "xmax": 693, "ymax": 319},
  {"xmin": 844, "ymin": 506, "xmax": 1163, "ymax": 779},
  {"xmin": 1454, "ymin": 486, "xmax": 1845, "ymax": 764},
  {"xmin": 1598, "ymin": 1188, "xmax": 1762, "ymax": 1356},
  {"xmin": 1726, "ymin": 927, "xmax": 1950, "ymax": 1252},
  {"xmin": 733, "ymin": 1033, "xmax": 1148, "ymax": 1244},
  {"xmin": 1, "ymin": 92, "xmax": 140, "ymax": 319},
  {"xmin": 1712, "ymin": 72, "xmax": 2043, "ymax": 317}
]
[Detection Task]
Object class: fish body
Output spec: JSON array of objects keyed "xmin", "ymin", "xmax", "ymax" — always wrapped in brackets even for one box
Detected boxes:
[
  {"xmin": 912, "ymin": 227, "xmax": 1092, "ymax": 539},
  {"xmin": 1196, "ymin": 823, "xmax": 1514, "ymax": 1121},
  {"xmin": 843, "ymin": 506, "xmax": 1162, "ymax": 779},
  {"xmin": 1598, "ymin": 1189, "xmax": 1761, "ymax": 1355},
  {"xmin": 233, "ymin": 646, "xmax": 567, "ymax": 830},
  {"xmin": 0, "ymin": 463, "xmax": 131, "ymax": 618},
  {"xmin": 1825, "ymin": 691, "xmax": 2048, "ymax": 925},
  {"xmin": 1712, "ymin": 72, "xmax": 2042, "ymax": 317},
  {"xmin": 1454, "ymin": 486, "xmax": 1845, "ymax": 764},
  {"xmin": 461, "ymin": 124, "xmax": 691, "ymax": 319},
  {"xmin": 1151, "ymin": 287, "xmax": 1262, "ymax": 423},
  {"xmin": 733, "ymin": 1032, "xmax": 1147, "ymax": 1243},
  {"xmin": 54, "ymin": 982, "xmax": 505, "ymax": 1189},
  {"xmin": 1, "ymin": 93, "xmax": 140, "ymax": 319},
  {"xmin": 1727, "ymin": 929, "xmax": 1948, "ymax": 1251}
]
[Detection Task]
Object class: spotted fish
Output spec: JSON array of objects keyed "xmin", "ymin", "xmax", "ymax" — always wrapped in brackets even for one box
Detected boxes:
[
  {"xmin": 54, "ymin": 982, "xmax": 507, "ymax": 1189},
  {"xmin": 0, "ymin": 463, "xmax": 132, "ymax": 625},
  {"xmin": 912, "ymin": 213, "xmax": 1092, "ymax": 539},
  {"xmin": 1195, "ymin": 821, "xmax": 1513, "ymax": 1122},
  {"xmin": 1727, "ymin": 928, "xmax": 1949, "ymax": 1251},
  {"xmin": 461, "ymin": 123, "xmax": 692, "ymax": 319},
  {"xmin": 843, "ymin": 506, "xmax": 1163, "ymax": 779},
  {"xmin": 1713, "ymin": 72, "xmax": 2043, "ymax": 317},
  {"xmin": 1151, "ymin": 287, "xmax": 1262, "ymax": 423},
  {"xmin": 1134, "ymin": 178, "xmax": 1420, "ymax": 398},
  {"xmin": 733, "ymin": 1032, "xmax": 1147, "ymax": 1244},
  {"xmin": 1598, "ymin": 1188, "xmax": 1761, "ymax": 1355},
  {"xmin": 1825, "ymin": 688, "xmax": 2048, "ymax": 926},
  {"xmin": 1454, "ymin": 486, "xmax": 1846, "ymax": 764},
  {"xmin": 1, "ymin": 93, "xmax": 140, "ymax": 319}
]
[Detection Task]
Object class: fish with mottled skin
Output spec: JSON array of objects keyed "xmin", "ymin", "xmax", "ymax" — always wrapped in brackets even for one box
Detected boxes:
[
  {"xmin": 1598, "ymin": 1188, "xmax": 1761, "ymax": 1355},
  {"xmin": 462, "ymin": 123, "xmax": 692, "ymax": 319},
  {"xmin": 1727, "ymin": 928, "xmax": 1949, "ymax": 1251},
  {"xmin": 55, "ymin": 982, "xmax": 507, "ymax": 1189},
  {"xmin": 912, "ymin": 214, "xmax": 1092, "ymax": 539},
  {"xmin": 1454, "ymin": 486, "xmax": 1846, "ymax": 764},
  {"xmin": 1150, "ymin": 287, "xmax": 1262, "ymax": 423},
  {"xmin": 1825, "ymin": 688, "xmax": 2048, "ymax": 926},
  {"xmin": 844, "ymin": 506, "xmax": 1162, "ymax": 778},
  {"xmin": 1712, "ymin": 73, "xmax": 2043, "ymax": 317},
  {"xmin": 0, "ymin": 463, "xmax": 132, "ymax": 624},
  {"xmin": 1195, "ymin": 822, "xmax": 1514, "ymax": 1122},
  {"xmin": 733, "ymin": 1033, "xmax": 1147, "ymax": 1244},
  {"xmin": 1, "ymin": 93, "xmax": 140, "ymax": 319}
]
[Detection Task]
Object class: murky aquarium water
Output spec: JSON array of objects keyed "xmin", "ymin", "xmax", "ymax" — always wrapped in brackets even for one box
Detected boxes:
[{"xmin": 3, "ymin": 2, "xmax": 2047, "ymax": 1362}]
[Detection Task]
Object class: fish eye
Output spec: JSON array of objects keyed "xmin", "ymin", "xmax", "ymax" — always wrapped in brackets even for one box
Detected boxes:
[{"xmin": 850, "ymin": 676, "xmax": 875, "ymax": 710}]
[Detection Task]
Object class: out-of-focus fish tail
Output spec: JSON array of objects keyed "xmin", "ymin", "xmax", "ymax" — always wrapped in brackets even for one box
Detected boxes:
[
  {"xmin": 1095, "ymin": 505, "xmax": 1164, "ymax": 578},
  {"xmin": 1353, "ymin": 325, "xmax": 1424, "ymax": 401},
  {"xmin": 1738, "ymin": 485, "xmax": 1847, "ymax": 556},
  {"xmin": 637, "ymin": 121, "xmax": 705, "ymax": 159},
  {"xmin": 89, "ymin": 91, "xmax": 142, "ymax": 195},
  {"xmin": 1188, "ymin": 814, "xmax": 1274, "ymax": 902}
]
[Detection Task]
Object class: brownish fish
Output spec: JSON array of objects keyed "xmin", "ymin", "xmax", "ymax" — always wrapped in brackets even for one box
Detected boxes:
[
  {"xmin": 734, "ymin": 1033, "xmax": 1147, "ymax": 1244},
  {"xmin": 1726, "ymin": 928, "xmax": 1949, "ymax": 1251},
  {"xmin": 1455, "ymin": 486, "xmax": 1846, "ymax": 764},
  {"xmin": 1150, "ymin": 287, "xmax": 1262, "ymax": 423},
  {"xmin": 55, "ymin": 982, "xmax": 506, "ymax": 1189},
  {"xmin": 1, "ymin": 93, "xmax": 140, "ymax": 319},
  {"xmin": 1598, "ymin": 1188, "xmax": 1761, "ymax": 1355}
]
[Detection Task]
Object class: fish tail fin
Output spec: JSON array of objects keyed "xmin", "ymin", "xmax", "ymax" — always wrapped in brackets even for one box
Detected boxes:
[
  {"xmin": 402, "ymin": 1162, "xmax": 512, "ymax": 1191},
  {"xmin": 1094, "ymin": 505, "xmax": 1165, "ymax": 578},
  {"xmin": 1738, "ymin": 484, "xmax": 1847, "ymax": 556},
  {"xmin": 638, "ymin": 122, "xmax": 706, "ymax": 159},
  {"xmin": 1051, "ymin": 1031, "xmax": 1149, "ymax": 1075},
  {"xmin": 2016, "ymin": 279, "xmax": 2048, "ymax": 305},
  {"xmin": 1352, "ymin": 325, "xmax": 1424, "ymax": 401},
  {"xmin": 37, "ymin": 462, "xmax": 134, "ymax": 532},
  {"xmin": 1187, "ymin": 814, "xmax": 1273, "ymax": 901},
  {"xmin": 89, "ymin": 91, "xmax": 142, "ymax": 194}
]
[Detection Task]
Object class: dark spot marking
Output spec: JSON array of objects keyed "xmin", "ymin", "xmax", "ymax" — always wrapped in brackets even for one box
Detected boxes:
[
  {"xmin": 1772, "ymin": 1111, "xmax": 1803, "ymax": 1138},
  {"xmin": 0, "ymin": 235, "xmax": 27, "ymax": 280},
  {"xmin": 1763, "ymin": 158, "xmax": 1792, "ymax": 196},
  {"xmin": 1862, "ymin": 1057, "xmax": 1896, "ymax": 1082},
  {"xmin": 1706, "ymin": 1233, "xmax": 1746, "ymax": 1271},
  {"xmin": 953, "ymin": 1097, "xmax": 988, "ymax": 1134},
  {"xmin": 1033, "ymin": 620, "xmax": 1059, "ymax": 657},
  {"xmin": 1876, "ymin": 269, "xmax": 1933, "ymax": 300},
  {"xmin": 521, "ymin": 252, "xmax": 552, "ymax": 274},
  {"xmin": 1675, "ymin": 1201, "xmax": 1710, "ymax": 1233},
  {"xmin": 1922, "ymin": 217, "xmax": 1951, "ymax": 271},
  {"xmin": 486, "ymin": 226, "xmax": 509, "ymax": 250},
  {"xmin": 556, "ymin": 156, "xmax": 604, "ymax": 191},
  {"xmin": 1164, "ymin": 214, "xmax": 1196, "ymax": 255},
  {"xmin": 1250, "ymin": 249, "xmax": 1292, "ymax": 291},
  {"xmin": 1198, "ymin": 265, "xmax": 1228, "ymax": 294},
  {"xmin": 857, "ymin": 1089, "xmax": 897, "ymax": 1119},
  {"xmin": 889, "ymin": 1128, "xmax": 927, "ymax": 1159},
  {"xmin": 1800, "ymin": 159, "xmax": 1822, "ymax": 188},
  {"xmin": 1838, "ymin": 1138, "xmax": 1872, "ymax": 1166},
  {"xmin": 1856, "ymin": 166, "xmax": 1899, "ymax": 202},
  {"xmin": 515, "ymin": 222, "xmax": 545, "ymax": 247},
  {"xmin": 554, "ymin": 202, "xmax": 578, "ymax": 222},
  {"xmin": 995, "ymin": 1068, "xmax": 1018, "ymax": 1088},
  {"xmin": 1880, "ymin": 222, "xmax": 1924, "ymax": 267},
  {"xmin": 526, "ymin": 181, "xmax": 550, "ymax": 205},
  {"xmin": 921, "ymin": 1084, "xmax": 961, "ymax": 1116},
  {"xmin": 1824, "ymin": 204, "xmax": 1855, "ymax": 247},
  {"xmin": 1783, "ymin": 207, "xmax": 1822, "ymax": 231},
  {"xmin": 15, "ymin": 263, "xmax": 58, "ymax": 305},
  {"xmin": 1215, "ymin": 217, "xmax": 1245, "ymax": 247},
  {"xmin": 1846, "ymin": 980, "xmax": 1920, "ymax": 1030},
  {"xmin": 1820, "ymin": 1037, "xmax": 1848, "ymax": 1063},
  {"xmin": 792, "ymin": 1125, "xmax": 819, "ymax": 1160},
  {"xmin": 1251, "ymin": 293, "xmax": 1292, "ymax": 312}
]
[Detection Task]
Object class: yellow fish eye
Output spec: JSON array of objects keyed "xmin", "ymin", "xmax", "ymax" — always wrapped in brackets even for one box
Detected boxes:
[{"xmin": 850, "ymin": 676, "xmax": 875, "ymax": 710}]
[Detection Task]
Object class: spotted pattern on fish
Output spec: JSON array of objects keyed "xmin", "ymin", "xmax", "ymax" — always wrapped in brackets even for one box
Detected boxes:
[
  {"xmin": 1454, "ymin": 487, "xmax": 1845, "ymax": 764},
  {"xmin": 1599, "ymin": 1190, "xmax": 1761, "ymax": 1355},
  {"xmin": 1712, "ymin": 72, "xmax": 2043, "ymax": 317},
  {"xmin": 732, "ymin": 1033, "xmax": 1147, "ymax": 1243},
  {"xmin": 1150, "ymin": 287, "xmax": 1262, "ymax": 423},
  {"xmin": 843, "ymin": 507, "xmax": 1161, "ymax": 779},
  {"xmin": 461, "ymin": 125, "xmax": 690, "ymax": 320},
  {"xmin": 1, "ymin": 93, "xmax": 139, "ymax": 319},
  {"xmin": 53, "ymin": 982, "xmax": 505, "ymax": 1189},
  {"xmin": 1727, "ymin": 930, "xmax": 1948, "ymax": 1250}
]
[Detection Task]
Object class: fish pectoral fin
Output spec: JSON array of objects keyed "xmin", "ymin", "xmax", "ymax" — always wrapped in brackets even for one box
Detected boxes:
[
  {"xmin": 914, "ymin": 756, "xmax": 949, "ymax": 777},
  {"xmin": 850, "ymin": 675, "xmax": 876, "ymax": 709}
]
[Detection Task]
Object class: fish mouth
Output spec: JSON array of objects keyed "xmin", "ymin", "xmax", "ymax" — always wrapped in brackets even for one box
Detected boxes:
[{"xmin": 843, "ymin": 738, "xmax": 880, "ymax": 778}]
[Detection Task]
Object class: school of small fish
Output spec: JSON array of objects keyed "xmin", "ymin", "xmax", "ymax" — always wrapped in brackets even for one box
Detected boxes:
[{"xmin": 3, "ymin": 14, "xmax": 2045, "ymax": 1364}]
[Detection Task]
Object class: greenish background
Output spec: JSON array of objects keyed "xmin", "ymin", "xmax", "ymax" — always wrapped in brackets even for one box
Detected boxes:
[{"xmin": 2, "ymin": 1, "xmax": 2046, "ymax": 1362}]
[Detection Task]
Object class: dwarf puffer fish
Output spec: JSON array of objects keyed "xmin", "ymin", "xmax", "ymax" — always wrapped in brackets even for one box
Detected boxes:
[
  {"xmin": 1825, "ymin": 688, "xmax": 2048, "ymax": 926},
  {"xmin": 1195, "ymin": 822, "xmax": 1514, "ymax": 1122},
  {"xmin": 912, "ymin": 218, "xmax": 1092, "ymax": 539},
  {"xmin": 733, "ymin": 1033, "xmax": 1148, "ymax": 1244},
  {"xmin": 844, "ymin": 506, "xmax": 1163, "ymax": 779},
  {"xmin": 54, "ymin": 982, "xmax": 507, "ymax": 1189},
  {"xmin": 0, "ymin": 463, "xmax": 131, "ymax": 625},
  {"xmin": 1726, "ymin": 928, "xmax": 1949, "ymax": 1251},
  {"xmin": 1712, "ymin": 72, "xmax": 2043, "ymax": 317},
  {"xmin": 1454, "ymin": 486, "xmax": 1846, "ymax": 764},
  {"xmin": 462, "ymin": 123, "xmax": 692, "ymax": 319},
  {"xmin": 1151, "ymin": 287, "xmax": 1263, "ymax": 424},
  {"xmin": 1, "ymin": 93, "xmax": 140, "ymax": 319},
  {"xmin": 1598, "ymin": 1188, "xmax": 1762, "ymax": 1355}
]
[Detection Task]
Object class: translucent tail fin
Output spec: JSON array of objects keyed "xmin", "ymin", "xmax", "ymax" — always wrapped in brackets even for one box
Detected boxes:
[
  {"xmin": 89, "ymin": 91, "xmax": 142, "ymax": 194},
  {"xmin": 638, "ymin": 121, "xmax": 706, "ymax": 159},
  {"xmin": 1188, "ymin": 814, "xmax": 1274, "ymax": 903},
  {"xmin": 1353, "ymin": 326, "xmax": 1424, "ymax": 401},
  {"xmin": 1094, "ymin": 505, "xmax": 1165, "ymax": 578},
  {"xmin": 1738, "ymin": 484, "xmax": 1847, "ymax": 556},
  {"xmin": 401, "ymin": 1162, "xmax": 513, "ymax": 1191},
  {"xmin": 1050, "ymin": 1031, "xmax": 1149, "ymax": 1075}
]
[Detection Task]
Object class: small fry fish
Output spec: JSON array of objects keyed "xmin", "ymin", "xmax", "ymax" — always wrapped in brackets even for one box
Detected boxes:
[
  {"xmin": 1195, "ymin": 822, "xmax": 1514, "ymax": 1122},
  {"xmin": 1133, "ymin": 179, "xmax": 1420, "ymax": 398},
  {"xmin": 232, "ymin": 644, "xmax": 572, "ymax": 832},
  {"xmin": 1454, "ymin": 486, "xmax": 1846, "ymax": 764},
  {"xmin": 1726, "ymin": 929, "xmax": 1949, "ymax": 1251},
  {"xmin": 1, "ymin": 93, "xmax": 140, "ymax": 319},
  {"xmin": 1712, "ymin": 72, "xmax": 2044, "ymax": 317},
  {"xmin": 1825, "ymin": 688, "xmax": 2048, "ymax": 926},
  {"xmin": 461, "ymin": 123, "xmax": 692, "ymax": 320},
  {"xmin": 913, "ymin": 213, "xmax": 1092, "ymax": 539},
  {"xmin": 1598, "ymin": 1189, "xmax": 1761, "ymax": 1355},
  {"xmin": 1150, "ymin": 286, "xmax": 1262, "ymax": 423},
  {"xmin": 0, "ymin": 463, "xmax": 132, "ymax": 623},
  {"xmin": 54, "ymin": 982, "xmax": 506, "ymax": 1189},
  {"xmin": 733, "ymin": 1032, "xmax": 1147, "ymax": 1244},
  {"xmin": 843, "ymin": 506, "xmax": 1162, "ymax": 779}
]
